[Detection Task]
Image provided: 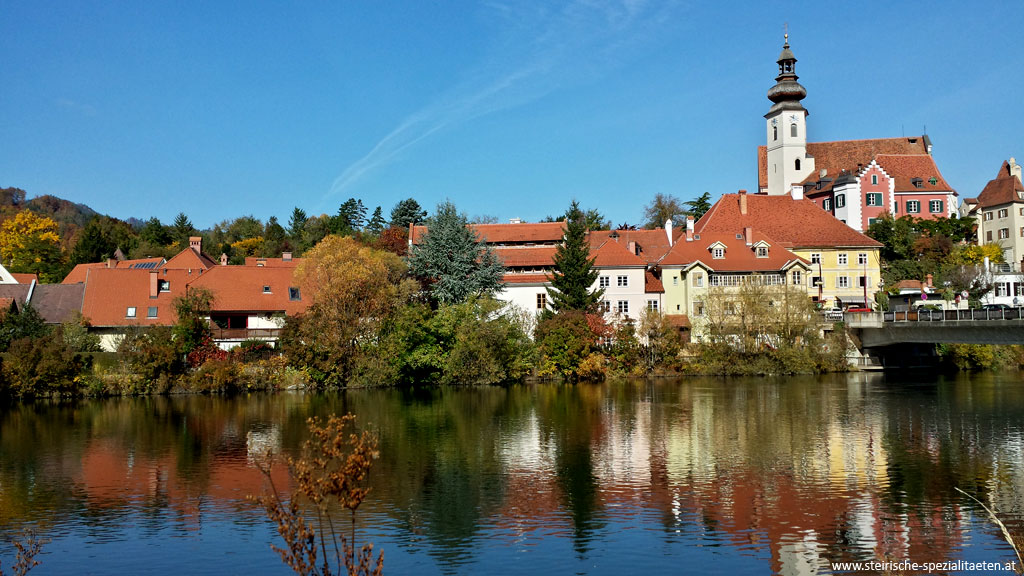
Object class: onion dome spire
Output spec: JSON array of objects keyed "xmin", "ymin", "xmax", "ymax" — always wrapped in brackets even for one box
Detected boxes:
[{"xmin": 767, "ymin": 33, "xmax": 807, "ymax": 109}]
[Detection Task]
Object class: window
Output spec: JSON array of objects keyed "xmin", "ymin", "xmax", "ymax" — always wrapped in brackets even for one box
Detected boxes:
[
  {"xmin": 263, "ymin": 285, "xmax": 272, "ymax": 294},
  {"xmin": 812, "ymin": 276, "xmax": 822, "ymax": 287},
  {"xmin": 999, "ymin": 228, "xmax": 1010, "ymax": 240},
  {"xmin": 599, "ymin": 276, "xmax": 610, "ymax": 288},
  {"xmin": 866, "ymin": 193, "xmax": 882, "ymax": 206},
  {"xmin": 858, "ymin": 276, "xmax": 870, "ymax": 288},
  {"xmin": 147, "ymin": 306, "xmax": 158, "ymax": 318},
  {"xmin": 756, "ymin": 246, "xmax": 768, "ymax": 258},
  {"xmin": 158, "ymin": 280, "xmax": 170, "ymax": 292},
  {"xmin": 692, "ymin": 301, "xmax": 705, "ymax": 316},
  {"xmin": 912, "ymin": 178, "xmax": 923, "ymax": 188},
  {"xmin": 868, "ymin": 218, "xmax": 878, "ymax": 227},
  {"xmin": 712, "ymin": 247, "xmax": 724, "ymax": 259},
  {"xmin": 1020, "ymin": 227, "xmax": 1024, "ymax": 238},
  {"xmin": 536, "ymin": 293, "xmax": 547, "ymax": 309},
  {"xmin": 692, "ymin": 272, "xmax": 704, "ymax": 288},
  {"xmin": 672, "ymin": 276, "xmax": 678, "ymax": 286},
  {"xmin": 647, "ymin": 300, "xmax": 659, "ymax": 312},
  {"xmin": 987, "ymin": 231, "xmax": 993, "ymax": 242},
  {"xmin": 906, "ymin": 200, "xmax": 920, "ymax": 213},
  {"xmin": 795, "ymin": 159, "xmax": 801, "ymax": 171},
  {"xmin": 822, "ymin": 198, "xmax": 832, "ymax": 211},
  {"xmin": 1019, "ymin": 207, "xmax": 1024, "ymax": 216},
  {"xmin": 289, "ymin": 287, "xmax": 301, "ymax": 301},
  {"xmin": 1016, "ymin": 283, "xmax": 1024, "ymax": 297},
  {"xmin": 984, "ymin": 211, "xmax": 994, "ymax": 221},
  {"xmin": 929, "ymin": 200, "xmax": 944, "ymax": 213},
  {"xmin": 617, "ymin": 275, "xmax": 628, "ymax": 287},
  {"xmin": 857, "ymin": 253, "xmax": 868, "ymax": 265},
  {"xmin": 791, "ymin": 270, "xmax": 802, "ymax": 285},
  {"xmin": 601, "ymin": 300, "xmax": 611, "ymax": 313},
  {"xmin": 838, "ymin": 253, "xmax": 848, "ymax": 265},
  {"xmin": 791, "ymin": 123, "xmax": 797, "ymax": 137},
  {"xmin": 871, "ymin": 174, "xmax": 878, "ymax": 185},
  {"xmin": 998, "ymin": 208, "xmax": 1009, "ymax": 219},
  {"xmin": 929, "ymin": 177, "xmax": 938, "ymax": 185},
  {"xmin": 810, "ymin": 253, "xmax": 821, "ymax": 264},
  {"xmin": 996, "ymin": 282, "xmax": 1010, "ymax": 297},
  {"xmin": 616, "ymin": 300, "xmax": 629, "ymax": 314},
  {"xmin": 773, "ymin": 125, "xmax": 778, "ymax": 140},
  {"xmin": 837, "ymin": 276, "xmax": 850, "ymax": 289},
  {"xmin": 126, "ymin": 307, "xmax": 137, "ymax": 318},
  {"xmin": 836, "ymin": 194, "xmax": 846, "ymax": 208}
]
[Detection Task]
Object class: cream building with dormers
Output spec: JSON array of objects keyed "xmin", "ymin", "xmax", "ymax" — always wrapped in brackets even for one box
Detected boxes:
[{"xmin": 962, "ymin": 159, "xmax": 1024, "ymax": 266}]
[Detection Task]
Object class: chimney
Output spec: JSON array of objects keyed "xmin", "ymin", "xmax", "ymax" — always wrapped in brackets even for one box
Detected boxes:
[
  {"xmin": 1010, "ymin": 157, "xmax": 1022, "ymax": 183},
  {"xmin": 189, "ymin": 236, "xmax": 202, "ymax": 253},
  {"xmin": 744, "ymin": 227, "xmax": 753, "ymax": 246},
  {"xmin": 220, "ymin": 253, "xmax": 228, "ymax": 266},
  {"xmin": 509, "ymin": 217, "xmax": 522, "ymax": 224},
  {"xmin": 149, "ymin": 270, "xmax": 158, "ymax": 298},
  {"xmin": 791, "ymin": 184, "xmax": 803, "ymax": 200},
  {"xmin": 925, "ymin": 273, "xmax": 933, "ymax": 288},
  {"xmin": 665, "ymin": 218, "xmax": 673, "ymax": 247},
  {"xmin": 282, "ymin": 251, "xmax": 292, "ymax": 262},
  {"xmin": 685, "ymin": 216, "xmax": 694, "ymax": 242},
  {"xmin": 738, "ymin": 190, "xmax": 748, "ymax": 215},
  {"xmin": 106, "ymin": 258, "xmax": 117, "ymax": 269},
  {"xmin": 627, "ymin": 241, "xmax": 637, "ymax": 255}
]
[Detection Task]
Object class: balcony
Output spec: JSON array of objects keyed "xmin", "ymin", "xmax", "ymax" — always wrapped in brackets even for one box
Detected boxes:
[{"xmin": 211, "ymin": 328, "xmax": 282, "ymax": 341}]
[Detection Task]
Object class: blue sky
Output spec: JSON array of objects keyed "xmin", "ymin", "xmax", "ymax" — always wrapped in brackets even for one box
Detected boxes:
[{"xmin": 2, "ymin": 1, "xmax": 1022, "ymax": 229}]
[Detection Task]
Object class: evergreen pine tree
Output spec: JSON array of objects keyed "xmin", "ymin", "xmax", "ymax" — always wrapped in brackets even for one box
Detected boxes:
[
  {"xmin": 367, "ymin": 206, "xmax": 387, "ymax": 235},
  {"xmin": 287, "ymin": 207, "xmax": 307, "ymax": 240},
  {"xmin": 547, "ymin": 201, "xmax": 602, "ymax": 312},
  {"xmin": 408, "ymin": 201, "xmax": 504, "ymax": 305},
  {"xmin": 389, "ymin": 198, "xmax": 427, "ymax": 228}
]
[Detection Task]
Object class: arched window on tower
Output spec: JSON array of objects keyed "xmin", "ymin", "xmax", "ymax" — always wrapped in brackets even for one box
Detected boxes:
[
  {"xmin": 773, "ymin": 126, "xmax": 778, "ymax": 141},
  {"xmin": 795, "ymin": 159, "xmax": 801, "ymax": 171},
  {"xmin": 791, "ymin": 123, "xmax": 798, "ymax": 137}
]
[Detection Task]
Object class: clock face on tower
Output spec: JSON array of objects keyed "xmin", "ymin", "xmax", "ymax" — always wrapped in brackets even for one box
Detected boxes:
[
  {"xmin": 789, "ymin": 114, "xmax": 798, "ymax": 122},
  {"xmin": 771, "ymin": 118, "xmax": 777, "ymax": 126}
]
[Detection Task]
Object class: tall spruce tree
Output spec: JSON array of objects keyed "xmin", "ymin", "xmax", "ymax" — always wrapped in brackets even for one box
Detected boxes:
[
  {"xmin": 390, "ymin": 198, "xmax": 427, "ymax": 228},
  {"xmin": 547, "ymin": 201, "xmax": 602, "ymax": 312},
  {"xmin": 367, "ymin": 206, "xmax": 387, "ymax": 235},
  {"xmin": 408, "ymin": 201, "xmax": 503, "ymax": 305}
]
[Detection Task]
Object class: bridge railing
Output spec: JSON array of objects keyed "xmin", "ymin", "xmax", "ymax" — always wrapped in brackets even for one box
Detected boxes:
[{"xmin": 883, "ymin": 308, "xmax": 1024, "ymax": 322}]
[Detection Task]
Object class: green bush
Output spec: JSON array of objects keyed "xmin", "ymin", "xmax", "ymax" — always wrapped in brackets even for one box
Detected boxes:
[
  {"xmin": 1, "ymin": 330, "xmax": 90, "ymax": 398},
  {"xmin": 535, "ymin": 310, "xmax": 598, "ymax": 382}
]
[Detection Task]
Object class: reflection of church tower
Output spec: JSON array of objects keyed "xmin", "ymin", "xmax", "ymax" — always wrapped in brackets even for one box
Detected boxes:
[{"xmin": 765, "ymin": 34, "xmax": 813, "ymax": 196}]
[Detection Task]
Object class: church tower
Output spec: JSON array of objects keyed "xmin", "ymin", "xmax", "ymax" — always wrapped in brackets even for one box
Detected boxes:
[{"xmin": 765, "ymin": 34, "xmax": 813, "ymax": 196}]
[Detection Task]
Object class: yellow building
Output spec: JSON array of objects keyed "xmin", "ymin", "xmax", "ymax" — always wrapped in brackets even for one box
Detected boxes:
[{"xmin": 696, "ymin": 191, "xmax": 882, "ymax": 309}]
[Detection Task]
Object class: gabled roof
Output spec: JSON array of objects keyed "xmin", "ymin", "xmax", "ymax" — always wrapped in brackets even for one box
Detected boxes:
[
  {"xmin": 81, "ymin": 269, "xmax": 192, "ymax": 327},
  {"xmin": 0, "ymin": 285, "xmax": 30, "ymax": 308},
  {"xmin": 186, "ymin": 267, "xmax": 307, "ymax": 315},
  {"xmin": 696, "ymin": 193, "xmax": 882, "ymax": 249},
  {"xmin": 410, "ymin": 221, "xmax": 566, "ymax": 245},
  {"xmin": 11, "ymin": 273, "xmax": 37, "ymax": 284},
  {"xmin": 976, "ymin": 161, "xmax": 1024, "ymax": 208},
  {"xmin": 758, "ymin": 136, "xmax": 930, "ymax": 189},
  {"xmin": 163, "ymin": 246, "xmax": 218, "ymax": 271},
  {"xmin": 659, "ymin": 231, "xmax": 805, "ymax": 271},
  {"xmin": 874, "ymin": 154, "xmax": 953, "ymax": 193}
]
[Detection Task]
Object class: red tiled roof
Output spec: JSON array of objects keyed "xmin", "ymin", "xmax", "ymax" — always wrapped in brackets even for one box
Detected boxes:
[
  {"xmin": 163, "ymin": 247, "xmax": 218, "ymax": 271},
  {"xmin": 186, "ymin": 267, "xmax": 308, "ymax": 315},
  {"xmin": 410, "ymin": 221, "xmax": 565, "ymax": 245},
  {"xmin": 589, "ymin": 237, "xmax": 647, "ymax": 267},
  {"xmin": 589, "ymin": 228, "xmax": 682, "ymax": 265},
  {"xmin": 62, "ymin": 258, "xmax": 165, "ymax": 284},
  {"xmin": 494, "ymin": 246, "xmax": 558, "ymax": 267},
  {"xmin": 243, "ymin": 257, "xmax": 301, "ymax": 267},
  {"xmin": 664, "ymin": 314, "xmax": 691, "ymax": 329},
  {"xmin": 11, "ymin": 273, "xmax": 37, "ymax": 284},
  {"xmin": 659, "ymin": 231, "xmax": 805, "ymax": 271},
  {"xmin": 874, "ymin": 154, "xmax": 953, "ymax": 193},
  {"xmin": 81, "ymin": 269, "xmax": 192, "ymax": 327},
  {"xmin": 758, "ymin": 136, "xmax": 930, "ymax": 189},
  {"xmin": 976, "ymin": 161, "xmax": 1024, "ymax": 208},
  {"xmin": 696, "ymin": 193, "xmax": 882, "ymax": 249},
  {"xmin": 644, "ymin": 271, "xmax": 664, "ymax": 293}
]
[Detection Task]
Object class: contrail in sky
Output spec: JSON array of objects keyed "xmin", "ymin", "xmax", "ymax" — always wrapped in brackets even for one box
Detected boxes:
[{"xmin": 325, "ymin": 0, "xmax": 677, "ymax": 204}]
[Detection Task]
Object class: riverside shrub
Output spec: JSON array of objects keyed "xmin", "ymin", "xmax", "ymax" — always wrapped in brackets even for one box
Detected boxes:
[{"xmin": 1, "ymin": 331, "xmax": 90, "ymax": 398}]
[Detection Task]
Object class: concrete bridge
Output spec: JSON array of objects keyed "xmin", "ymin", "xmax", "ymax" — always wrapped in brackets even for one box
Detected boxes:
[{"xmin": 846, "ymin": 309, "xmax": 1024, "ymax": 347}]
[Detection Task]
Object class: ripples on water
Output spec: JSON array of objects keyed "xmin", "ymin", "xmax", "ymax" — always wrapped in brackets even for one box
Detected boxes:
[{"xmin": 1, "ymin": 373, "xmax": 1022, "ymax": 575}]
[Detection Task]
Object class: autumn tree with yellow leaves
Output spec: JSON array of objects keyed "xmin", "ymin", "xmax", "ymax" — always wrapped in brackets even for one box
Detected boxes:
[{"xmin": 0, "ymin": 211, "xmax": 64, "ymax": 282}]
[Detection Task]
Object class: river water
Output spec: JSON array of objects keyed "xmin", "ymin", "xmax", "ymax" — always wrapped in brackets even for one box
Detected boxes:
[{"xmin": 1, "ymin": 373, "xmax": 1022, "ymax": 575}]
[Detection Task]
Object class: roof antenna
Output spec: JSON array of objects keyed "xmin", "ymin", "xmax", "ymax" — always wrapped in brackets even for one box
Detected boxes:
[{"xmin": 923, "ymin": 124, "xmax": 927, "ymax": 136}]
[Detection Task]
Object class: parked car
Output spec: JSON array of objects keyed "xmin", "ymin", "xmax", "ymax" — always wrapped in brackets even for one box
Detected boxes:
[{"xmin": 982, "ymin": 303, "xmax": 1012, "ymax": 310}]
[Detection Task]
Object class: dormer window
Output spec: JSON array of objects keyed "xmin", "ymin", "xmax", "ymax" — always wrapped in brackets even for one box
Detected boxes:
[
  {"xmin": 263, "ymin": 285, "xmax": 271, "ymax": 294},
  {"xmin": 756, "ymin": 246, "xmax": 768, "ymax": 258},
  {"xmin": 712, "ymin": 247, "xmax": 724, "ymax": 259},
  {"xmin": 929, "ymin": 177, "xmax": 938, "ymax": 185},
  {"xmin": 158, "ymin": 280, "xmax": 170, "ymax": 292},
  {"xmin": 912, "ymin": 178, "xmax": 923, "ymax": 188}
]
